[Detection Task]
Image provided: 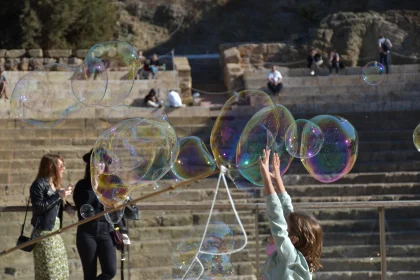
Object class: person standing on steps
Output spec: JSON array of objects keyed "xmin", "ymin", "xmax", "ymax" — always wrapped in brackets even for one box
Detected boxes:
[
  {"xmin": 73, "ymin": 148, "xmax": 129, "ymax": 280},
  {"xmin": 30, "ymin": 154, "xmax": 74, "ymax": 280},
  {"xmin": 378, "ymin": 35, "xmax": 392, "ymax": 74}
]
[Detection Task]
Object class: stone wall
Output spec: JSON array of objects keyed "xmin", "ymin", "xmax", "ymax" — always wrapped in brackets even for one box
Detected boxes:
[
  {"xmin": 220, "ymin": 43, "xmax": 304, "ymax": 91},
  {"xmin": 0, "ymin": 49, "xmax": 88, "ymax": 71}
]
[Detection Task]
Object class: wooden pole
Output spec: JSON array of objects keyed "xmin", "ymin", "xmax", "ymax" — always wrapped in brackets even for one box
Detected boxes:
[
  {"xmin": 378, "ymin": 207, "xmax": 387, "ymax": 280},
  {"xmin": 0, "ymin": 169, "xmax": 220, "ymax": 256}
]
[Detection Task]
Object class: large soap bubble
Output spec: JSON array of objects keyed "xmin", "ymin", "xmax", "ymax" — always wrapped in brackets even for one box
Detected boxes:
[
  {"xmin": 362, "ymin": 61, "xmax": 385, "ymax": 85},
  {"xmin": 10, "ymin": 63, "xmax": 85, "ymax": 128},
  {"xmin": 236, "ymin": 104, "xmax": 295, "ymax": 186},
  {"xmin": 85, "ymin": 40, "xmax": 139, "ymax": 107},
  {"xmin": 91, "ymin": 117, "xmax": 178, "ymax": 208},
  {"xmin": 172, "ymin": 136, "xmax": 217, "ymax": 180},
  {"xmin": 413, "ymin": 123, "xmax": 420, "ymax": 151},
  {"xmin": 172, "ymin": 224, "xmax": 235, "ymax": 278},
  {"xmin": 301, "ymin": 115, "xmax": 358, "ymax": 183},
  {"xmin": 285, "ymin": 119, "xmax": 324, "ymax": 159},
  {"xmin": 210, "ymin": 90, "xmax": 277, "ymax": 170},
  {"xmin": 71, "ymin": 57, "xmax": 108, "ymax": 106}
]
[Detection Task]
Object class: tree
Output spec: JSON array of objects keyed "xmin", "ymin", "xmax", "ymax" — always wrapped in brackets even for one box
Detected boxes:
[{"xmin": 20, "ymin": 0, "xmax": 118, "ymax": 49}]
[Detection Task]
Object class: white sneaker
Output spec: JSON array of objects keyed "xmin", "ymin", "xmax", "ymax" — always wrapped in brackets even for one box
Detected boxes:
[{"xmin": 310, "ymin": 71, "xmax": 315, "ymax": 76}]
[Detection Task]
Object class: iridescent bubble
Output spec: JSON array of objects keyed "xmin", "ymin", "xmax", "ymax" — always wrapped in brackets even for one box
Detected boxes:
[
  {"xmin": 80, "ymin": 204, "xmax": 95, "ymax": 219},
  {"xmin": 413, "ymin": 123, "xmax": 420, "ymax": 151},
  {"xmin": 71, "ymin": 57, "xmax": 108, "ymax": 106},
  {"xmin": 210, "ymin": 90, "xmax": 277, "ymax": 170},
  {"xmin": 172, "ymin": 136, "xmax": 216, "ymax": 180},
  {"xmin": 285, "ymin": 119, "xmax": 324, "ymax": 159},
  {"xmin": 201, "ymin": 221, "xmax": 235, "ymax": 254},
  {"xmin": 301, "ymin": 115, "xmax": 358, "ymax": 183},
  {"xmin": 199, "ymin": 253, "xmax": 235, "ymax": 278},
  {"xmin": 104, "ymin": 207, "xmax": 124, "ymax": 224},
  {"xmin": 91, "ymin": 117, "xmax": 178, "ymax": 208},
  {"xmin": 86, "ymin": 40, "xmax": 139, "ymax": 107},
  {"xmin": 362, "ymin": 61, "xmax": 385, "ymax": 85},
  {"xmin": 10, "ymin": 63, "xmax": 85, "ymax": 128},
  {"xmin": 227, "ymin": 168, "xmax": 260, "ymax": 198},
  {"xmin": 172, "ymin": 225, "xmax": 235, "ymax": 278},
  {"xmin": 153, "ymin": 170, "xmax": 182, "ymax": 198},
  {"xmin": 172, "ymin": 230, "xmax": 200, "ymax": 271},
  {"xmin": 236, "ymin": 104, "xmax": 295, "ymax": 186}
]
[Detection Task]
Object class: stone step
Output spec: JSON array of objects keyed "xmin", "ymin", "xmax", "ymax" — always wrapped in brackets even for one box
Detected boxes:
[
  {"xmin": 323, "ymin": 231, "xmax": 420, "ymax": 246},
  {"xmin": 313, "ymin": 271, "xmax": 420, "ymax": 280},
  {"xmin": 258, "ymin": 218, "xmax": 420, "ymax": 233},
  {"xmin": 277, "ymin": 91, "xmax": 420, "ymax": 105},
  {"xmin": 320, "ymin": 257, "xmax": 420, "ymax": 272},
  {"xmin": 321, "ymin": 245, "xmax": 420, "ymax": 258},
  {"xmin": 245, "ymin": 70, "xmax": 420, "ymax": 86}
]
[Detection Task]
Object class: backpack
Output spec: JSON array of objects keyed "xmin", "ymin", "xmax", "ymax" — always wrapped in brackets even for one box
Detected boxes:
[{"xmin": 381, "ymin": 38, "xmax": 391, "ymax": 52}]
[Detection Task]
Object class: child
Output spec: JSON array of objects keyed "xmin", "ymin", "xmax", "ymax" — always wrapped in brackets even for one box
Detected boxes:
[{"xmin": 260, "ymin": 148, "xmax": 323, "ymax": 279}]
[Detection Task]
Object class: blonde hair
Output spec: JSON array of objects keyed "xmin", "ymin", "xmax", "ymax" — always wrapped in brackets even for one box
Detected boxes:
[
  {"xmin": 287, "ymin": 212, "xmax": 323, "ymax": 272},
  {"xmin": 36, "ymin": 154, "xmax": 64, "ymax": 189}
]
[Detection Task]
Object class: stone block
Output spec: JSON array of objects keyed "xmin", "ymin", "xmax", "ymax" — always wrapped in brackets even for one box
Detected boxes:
[
  {"xmin": 0, "ymin": 49, "xmax": 6, "ymax": 57},
  {"xmin": 0, "ymin": 58, "xmax": 5, "ymax": 69},
  {"xmin": 5, "ymin": 49, "xmax": 26, "ymax": 58},
  {"xmin": 44, "ymin": 49, "xmax": 72, "ymax": 58},
  {"xmin": 18, "ymin": 58, "xmax": 29, "ymax": 71},
  {"xmin": 58, "ymin": 57, "xmax": 69, "ymax": 64},
  {"xmin": 225, "ymin": 63, "xmax": 243, "ymax": 75},
  {"xmin": 68, "ymin": 57, "xmax": 82, "ymax": 65},
  {"xmin": 267, "ymin": 43, "xmax": 287, "ymax": 54},
  {"xmin": 73, "ymin": 49, "xmax": 88, "ymax": 58},
  {"xmin": 28, "ymin": 58, "xmax": 44, "ymax": 70},
  {"xmin": 223, "ymin": 47, "xmax": 241, "ymax": 64},
  {"xmin": 237, "ymin": 43, "xmax": 258, "ymax": 56},
  {"xmin": 4, "ymin": 58, "xmax": 20, "ymax": 71},
  {"xmin": 249, "ymin": 54, "xmax": 264, "ymax": 65},
  {"xmin": 27, "ymin": 49, "xmax": 43, "ymax": 58},
  {"xmin": 44, "ymin": 58, "xmax": 57, "ymax": 65}
]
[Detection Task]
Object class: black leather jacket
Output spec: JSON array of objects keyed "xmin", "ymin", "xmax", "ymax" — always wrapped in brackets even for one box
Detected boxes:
[{"xmin": 30, "ymin": 177, "xmax": 63, "ymax": 231}]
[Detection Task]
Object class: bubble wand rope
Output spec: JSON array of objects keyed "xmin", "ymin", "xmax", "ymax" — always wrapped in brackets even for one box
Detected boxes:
[
  {"xmin": 182, "ymin": 166, "xmax": 248, "ymax": 280},
  {"xmin": 0, "ymin": 169, "xmax": 220, "ymax": 256}
]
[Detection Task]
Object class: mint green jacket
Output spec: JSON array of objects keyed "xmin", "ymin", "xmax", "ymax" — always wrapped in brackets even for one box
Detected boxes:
[{"xmin": 260, "ymin": 193, "xmax": 312, "ymax": 280}]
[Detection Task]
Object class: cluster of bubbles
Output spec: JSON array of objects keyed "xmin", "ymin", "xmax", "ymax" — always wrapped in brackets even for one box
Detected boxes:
[
  {"xmin": 11, "ymin": 41, "xmax": 139, "ymax": 128},
  {"xmin": 211, "ymin": 90, "xmax": 358, "ymax": 186},
  {"xmin": 10, "ymin": 39, "xmax": 363, "ymax": 278}
]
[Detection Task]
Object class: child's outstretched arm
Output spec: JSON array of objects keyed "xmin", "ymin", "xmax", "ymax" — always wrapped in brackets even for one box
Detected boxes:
[
  {"xmin": 271, "ymin": 153, "xmax": 294, "ymax": 217},
  {"xmin": 260, "ymin": 149, "xmax": 297, "ymax": 264}
]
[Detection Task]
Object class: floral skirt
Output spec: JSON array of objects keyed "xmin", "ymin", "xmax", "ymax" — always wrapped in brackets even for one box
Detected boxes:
[{"xmin": 33, "ymin": 217, "xmax": 69, "ymax": 280}]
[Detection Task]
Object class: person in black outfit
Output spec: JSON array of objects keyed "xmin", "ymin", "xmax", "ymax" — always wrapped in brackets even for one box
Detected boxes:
[
  {"xmin": 328, "ymin": 50, "xmax": 340, "ymax": 74},
  {"xmin": 378, "ymin": 35, "xmax": 393, "ymax": 74},
  {"xmin": 73, "ymin": 149, "xmax": 127, "ymax": 280},
  {"xmin": 307, "ymin": 49, "xmax": 322, "ymax": 76}
]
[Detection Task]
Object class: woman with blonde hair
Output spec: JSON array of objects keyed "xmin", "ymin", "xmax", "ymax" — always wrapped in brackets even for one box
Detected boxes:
[{"xmin": 30, "ymin": 153, "xmax": 73, "ymax": 280}]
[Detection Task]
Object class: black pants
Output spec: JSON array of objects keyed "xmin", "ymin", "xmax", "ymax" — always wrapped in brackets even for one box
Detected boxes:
[
  {"xmin": 76, "ymin": 221, "xmax": 117, "ymax": 280},
  {"xmin": 267, "ymin": 82, "xmax": 283, "ymax": 95},
  {"xmin": 329, "ymin": 62, "xmax": 339, "ymax": 74},
  {"xmin": 379, "ymin": 52, "xmax": 390, "ymax": 74}
]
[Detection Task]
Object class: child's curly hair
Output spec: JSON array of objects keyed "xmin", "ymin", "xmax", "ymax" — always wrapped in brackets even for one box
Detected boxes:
[{"xmin": 287, "ymin": 212, "xmax": 323, "ymax": 272}]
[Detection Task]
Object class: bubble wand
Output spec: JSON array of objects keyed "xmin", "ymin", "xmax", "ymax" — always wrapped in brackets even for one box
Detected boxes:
[{"xmin": 0, "ymin": 169, "xmax": 219, "ymax": 256}]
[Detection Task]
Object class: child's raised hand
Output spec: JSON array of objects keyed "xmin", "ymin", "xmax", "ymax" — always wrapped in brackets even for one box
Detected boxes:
[
  {"xmin": 271, "ymin": 153, "xmax": 282, "ymax": 181},
  {"xmin": 259, "ymin": 148, "xmax": 272, "ymax": 178}
]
